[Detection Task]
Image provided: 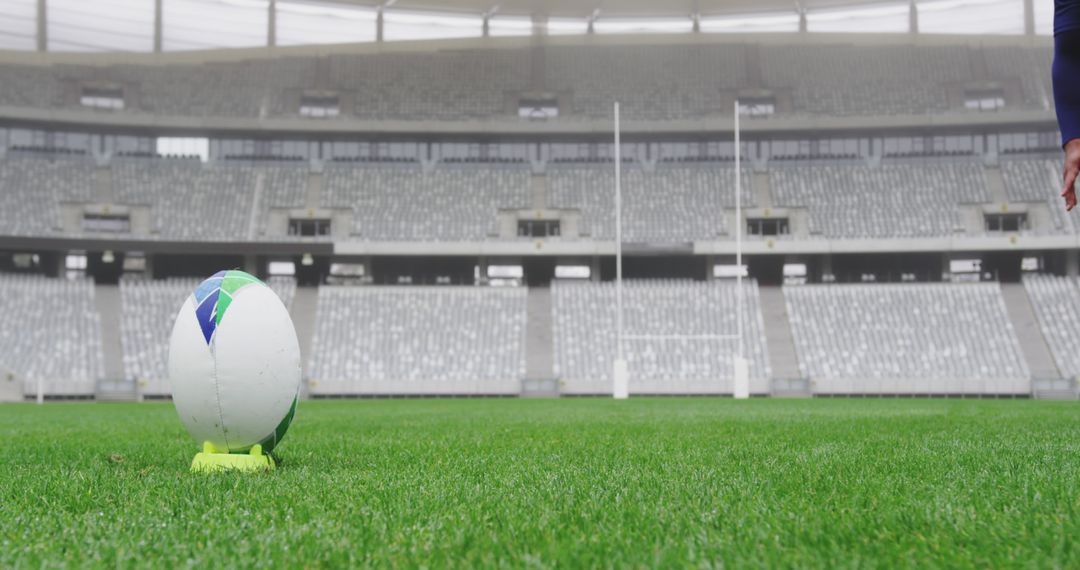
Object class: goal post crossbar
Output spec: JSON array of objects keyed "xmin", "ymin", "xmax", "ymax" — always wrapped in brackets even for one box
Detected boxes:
[{"xmin": 622, "ymin": 334, "xmax": 743, "ymax": 341}]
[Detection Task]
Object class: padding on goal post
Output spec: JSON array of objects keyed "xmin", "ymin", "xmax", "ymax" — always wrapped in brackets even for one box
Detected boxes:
[
  {"xmin": 733, "ymin": 357, "xmax": 750, "ymax": 400},
  {"xmin": 613, "ymin": 359, "xmax": 629, "ymax": 399}
]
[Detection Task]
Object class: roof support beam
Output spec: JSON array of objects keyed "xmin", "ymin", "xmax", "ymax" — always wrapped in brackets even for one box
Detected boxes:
[
  {"xmin": 154, "ymin": 0, "xmax": 163, "ymax": 52},
  {"xmin": 1023, "ymin": 0, "xmax": 1035, "ymax": 35},
  {"xmin": 795, "ymin": 0, "xmax": 807, "ymax": 32},
  {"xmin": 377, "ymin": 7, "xmax": 384, "ymax": 42},
  {"xmin": 36, "ymin": 0, "xmax": 46, "ymax": 52},
  {"xmin": 532, "ymin": 12, "xmax": 545, "ymax": 37},
  {"xmin": 268, "ymin": 0, "xmax": 277, "ymax": 47},
  {"xmin": 909, "ymin": 0, "xmax": 918, "ymax": 34}
]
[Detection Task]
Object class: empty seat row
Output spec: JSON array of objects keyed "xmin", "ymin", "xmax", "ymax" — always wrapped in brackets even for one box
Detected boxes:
[
  {"xmin": 0, "ymin": 274, "xmax": 104, "ymax": 395},
  {"xmin": 547, "ymin": 164, "xmax": 751, "ymax": 241},
  {"xmin": 309, "ymin": 286, "xmax": 527, "ymax": 394},
  {"xmin": 1022, "ymin": 274, "xmax": 1080, "ymax": 379},
  {"xmin": 771, "ymin": 160, "xmax": 989, "ymax": 238},
  {"xmin": 1000, "ymin": 158, "xmax": 1076, "ymax": 234},
  {"xmin": 552, "ymin": 279, "xmax": 771, "ymax": 394},
  {"xmin": 0, "ymin": 43, "xmax": 1052, "ymax": 121},
  {"xmin": 784, "ymin": 283, "xmax": 1029, "ymax": 393},
  {"xmin": 322, "ymin": 164, "xmax": 531, "ymax": 240}
]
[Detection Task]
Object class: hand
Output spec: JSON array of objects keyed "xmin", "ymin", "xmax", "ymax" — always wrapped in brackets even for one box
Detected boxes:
[{"xmin": 1063, "ymin": 139, "xmax": 1080, "ymax": 211}]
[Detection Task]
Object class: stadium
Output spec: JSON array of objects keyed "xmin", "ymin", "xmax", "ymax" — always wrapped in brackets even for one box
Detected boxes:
[{"xmin": 3, "ymin": 0, "xmax": 1080, "ymax": 566}]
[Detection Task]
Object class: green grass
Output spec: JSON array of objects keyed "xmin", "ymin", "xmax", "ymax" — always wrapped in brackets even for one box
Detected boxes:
[{"xmin": 2, "ymin": 398, "xmax": 1080, "ymax": 568}]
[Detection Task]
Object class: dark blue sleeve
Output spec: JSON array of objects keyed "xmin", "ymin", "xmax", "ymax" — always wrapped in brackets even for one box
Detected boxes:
[
  {"xmin": 1058, "ymin": 0, "xmax": 1080, "ymax": 35},
  {"xmin": 1055, "ymin": 28, "xmax": 1080, "ymax": 146}
]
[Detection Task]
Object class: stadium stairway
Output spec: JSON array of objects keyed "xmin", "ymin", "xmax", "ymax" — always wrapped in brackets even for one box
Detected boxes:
[
  {"xmin": 1000, "ymin": 283, "xmax": 1060, "ymax": 380},
  {"xmin": 94, "ymin": 166, "xmax": 113, "ymax": 203},
  {"xmin": 531, "ymin": 174, "xmax": 547, "ymax": 210},
  {"xmin": 758, "ymin": 286, "xmax": 804, "ymax": 393},
  {"xmin": 985, "ymin": 165, "xmax": 1009, "ymax": 204},
  {"xmin": 93, "ymin": 284, "xmax": 127, "ymax": 390},
  {"xmin": 753, "ymin": 172, "xmax": 772, "ymax": 209},
  {"xmin": 306, "ymin": 169, "xmax": 322, "ymax": 209},
  {"xmin": 524, "ymin": 286, "xmax": 556, "ymax": 395},
  {"xmin": 290, "ymin": 286, "xmax": 319, "ymax": 396}
]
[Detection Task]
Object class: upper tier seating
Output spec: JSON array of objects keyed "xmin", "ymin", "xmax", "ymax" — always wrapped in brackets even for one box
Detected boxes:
[
  {"xmin": 0, "ymin": 43, "xmax": 1051, "ymax": 121},
  {"xmin": 308, "ymin": 286, "xmax": 527, "ymax": 394},
  {"xmin": 255, "ymin": 163, "xmax": 310, "ymax": 238},
  {"xmin": 0, "ymin": 274, "xmax": 104, "ymax": 395},
  {"xmin": 551, "ymin": 279, "xmax": 771, "ymax": 395},
  {"xmin": 771, "ymin": 160, "xmax": 989, "ymax": 238},
  {"xmin": 0, "ymin": 155, "xmax": 95, "ymax": 236},
  {"xmin": 544, "ymin": 44, "xmax": 746, "ymax": 120},
  {"xmin": 114, "ymin": 158, "xmax": 258, "ymax": 241},
  {"xmin": 547, "ymin": 164, "xmax": 751, "ymax": 241},
  {"xmin": 783, "ymin": 283, "xmax": 1029, "ymax": 393},
  {"xmin": 1000, "ymin": 158, "xmax": 1077, "ymax": 234},
  {"xmin": 1022, "ymin": 275, "xmax": 1080, "ymax": 379},
  {"xmin": 0, "ymin": 154, "xmax": 1067, "ymax": 242},
  {"xmin": 329, "ymin": 50, "xmax": 529, "ymax": 120},
  {"xmin": 759, "ymin": 45, "xmax": 974, "ymax": 117},
  {"xmin": 323, "ymin": 164, "xmax": 531, "ymax": 240},
  {"xmin": 982, "ymin": 46, "xmax": 1054, "ymax": 110}
]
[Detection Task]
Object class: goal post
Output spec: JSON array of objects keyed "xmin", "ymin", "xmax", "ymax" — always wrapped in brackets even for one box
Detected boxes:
[{"xmin": 611, "ymin": 100, "xmax": 748, "ymax": 399}]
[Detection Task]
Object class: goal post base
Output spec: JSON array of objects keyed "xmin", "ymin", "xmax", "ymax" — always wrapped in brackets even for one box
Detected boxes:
[{"xmin": 613, "ymin": 359, "xmax": 629, "ymax": 400}]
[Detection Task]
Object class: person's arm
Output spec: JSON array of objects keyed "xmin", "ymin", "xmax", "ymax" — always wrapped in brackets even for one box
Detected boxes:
[{"xmin": 1054, "ymin": 19, "xmax": 1080, "ymax": 210}]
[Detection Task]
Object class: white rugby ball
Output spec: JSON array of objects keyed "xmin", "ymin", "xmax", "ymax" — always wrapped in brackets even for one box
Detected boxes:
[{"xmin": 168, "ymin": 270, "xmax": 300, "ymax": 453}]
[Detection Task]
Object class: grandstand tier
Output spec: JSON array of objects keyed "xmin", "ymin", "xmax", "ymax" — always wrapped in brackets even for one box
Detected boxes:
[
  {"xmin": 308, "ymin": 286, "xmax": 527, "ymax": 395},
  {"xmin": 0, "ymin": 274, "xmax": 104, "ymax": 396},
  {"xmin": 4, "ymin": 152, "xmax": 1077, "ymax": 245},
  {"xmin": 5, "ymin": 273, "xmax": 1080, "ymax": 398},
  {"xmin": 784, "ymin": 283, "xmax": 1030, "ymax": 394},
  {"xmin": 0, "ymin": 41, "xmax": 1052, "ymax": 123}
]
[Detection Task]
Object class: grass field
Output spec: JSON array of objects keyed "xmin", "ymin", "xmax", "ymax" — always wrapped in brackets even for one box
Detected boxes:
[{"xmin": 3, "ymin": 398, "xmax": 1080, "ymax": 568}]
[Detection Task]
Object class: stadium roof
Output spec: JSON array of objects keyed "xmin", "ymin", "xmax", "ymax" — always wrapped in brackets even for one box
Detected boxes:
[{"xmin": 0, "ymin": 0, "xmax": 1052, "ymax": 53}]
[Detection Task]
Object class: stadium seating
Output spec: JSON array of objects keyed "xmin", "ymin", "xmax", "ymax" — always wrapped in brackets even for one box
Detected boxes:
[
  {"xmin": 770, "ymin": 160, "xmax": 988, "ymax": 238},
  {"xmin": 322, "ymin": 164, "xmax": 531, "ymax": 240},
  {"xmin": 119, "ymin": 277, "xmax": 198, "ymax": 395},
  {"xmin": 551, "ymin": 279, "xmax": 770, "ymax": 394},
  {"xmin": 0, "ymin": 274, "xmax": 104, "ymax": 396},
  {"xmin": 1000, "ymin": 158, "xmax": 1076, "ymax": 234},
  {"xmin": 0, "ymin": 42, "xmax": 1052, "ymax": 121},
  {"xmin": 1022, "ymin": 275, "xmax": 1080, "ymax": 379},
  {"xmin": 783, "ymin": 283, "xmax": 1029, "ymax": 393},
  {"xmin": 547, "ymin": 164, "xmax": 751, "ymax": 241},
  {"xmin": 329, "ymin": 50, "xmax": 529, "ymax": 120},
  {"xmin": 982, "ymin": 46, "xmax": 1054, "ymax": 111},
  {"xmin": 256, "ymin": 163, "xmax": 310, "ymax": 238},
  {"xmin": 114, "ymin": 158, "xmax": 258, "ymax": 241},
  {"xmin": 308, "ymin": 286, "xmax": 527, "ymax": 394},
  {"xmin": 0, "ymin": 155, "xmax": 95, "ymax": 236},
  {"xmin": 267, "ymin": 276, "xmax": 298, "ymax": 310},
  {"xmin": 760, "ymin": 45, "xmax": 973, "ymax": 117},
  {"xmin": 544, "ymin": 44, "xmax": 746, "ymax": 120}
]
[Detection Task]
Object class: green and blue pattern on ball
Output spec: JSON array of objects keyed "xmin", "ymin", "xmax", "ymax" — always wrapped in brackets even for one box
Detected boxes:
[{"xmin": 193, "ymin": 270, "xmax": 265, "ymax": 345}]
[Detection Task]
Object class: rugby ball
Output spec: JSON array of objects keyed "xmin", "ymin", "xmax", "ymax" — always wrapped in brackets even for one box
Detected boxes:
[{"xmin": 168, "ymin": 270, "xmax": 300, "ymax": 453}]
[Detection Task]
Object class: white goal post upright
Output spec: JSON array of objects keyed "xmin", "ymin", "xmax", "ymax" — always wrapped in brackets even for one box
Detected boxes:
[
  {"xmin": 611, "ymin": 100, "xmax": 750, "ymax": 399},
  {"xmin": 733, "ymin": 99, "xmax": 749, "ymax": 399},
  {"xmin": 613, "ymin": 102, "xmax": 629, "ymax": 399}
]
